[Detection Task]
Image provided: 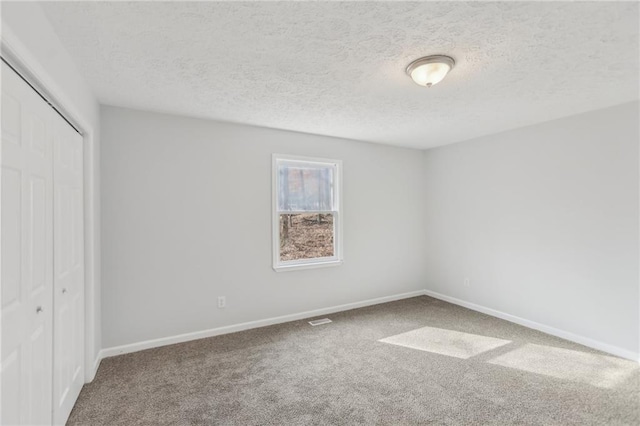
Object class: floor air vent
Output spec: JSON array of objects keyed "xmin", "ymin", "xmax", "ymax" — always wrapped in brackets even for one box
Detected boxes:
[{"xmin": 309, "ymin": 318, "xmax": 332, "ymax": 326}]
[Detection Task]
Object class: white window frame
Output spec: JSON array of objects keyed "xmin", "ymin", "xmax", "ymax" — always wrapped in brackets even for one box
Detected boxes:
[{"xmin": 272, "ymin": 154, "xmax": 343, "ymax": 272}]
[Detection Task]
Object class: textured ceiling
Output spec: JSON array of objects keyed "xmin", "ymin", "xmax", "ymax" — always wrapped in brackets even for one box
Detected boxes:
[{"xmin": 41, "ymin": 1, "xmax": 639, "ymax": 149}]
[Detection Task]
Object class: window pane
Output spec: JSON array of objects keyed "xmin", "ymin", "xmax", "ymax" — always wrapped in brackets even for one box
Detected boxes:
[
  {"xmin": 278, "ymin": 162, "xmax": 334, "ymax": 211},
  {"xmin": 279, "ymin": 213, "xmax": 334, "ymax": 261}
]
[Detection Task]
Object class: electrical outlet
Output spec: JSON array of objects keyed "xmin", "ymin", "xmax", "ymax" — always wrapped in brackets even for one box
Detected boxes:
[
  {"xmin": 218, "ymin": 296, "xmax": 226, "ymax": 308},
  {"xmin": 464, "ymin": 278, "xmax": 470, "ymax": 288}
]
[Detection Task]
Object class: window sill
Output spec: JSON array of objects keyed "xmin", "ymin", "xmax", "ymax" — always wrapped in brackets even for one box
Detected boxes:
[{"xmin": 273, "ymin": 259, "xmax": 343, "ymax": 272}]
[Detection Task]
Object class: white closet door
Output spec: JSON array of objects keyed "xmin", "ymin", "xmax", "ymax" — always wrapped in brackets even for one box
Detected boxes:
[
  {"xmin": 1, "ymin": 61, "xmax": 55, "ymax": 425},
  {"xmin": 52, "ymin": 107, "xmax": 84, "ymax": 425}
]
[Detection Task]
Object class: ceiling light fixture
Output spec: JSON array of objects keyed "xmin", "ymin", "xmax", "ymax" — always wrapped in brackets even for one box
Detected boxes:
[{"xmin": 406, "ymin": 55, "xmax": 455, "ymax": 88}]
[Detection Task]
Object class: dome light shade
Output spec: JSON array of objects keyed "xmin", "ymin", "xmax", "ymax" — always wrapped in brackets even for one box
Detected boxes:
[{"xmin": 406, "ymin": 55, "xmax": 455, "ymax": 87}]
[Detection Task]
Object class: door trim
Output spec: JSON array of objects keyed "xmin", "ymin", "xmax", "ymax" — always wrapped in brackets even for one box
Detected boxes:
[{"xmin": 1, "ymin": 25, "xmax": 101, "ymax": 382}]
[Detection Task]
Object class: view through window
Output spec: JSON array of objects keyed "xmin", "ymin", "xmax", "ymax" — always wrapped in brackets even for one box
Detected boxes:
[{"xmin": 273, "ymin": 155, "xmax": 342, "ymax": 270}]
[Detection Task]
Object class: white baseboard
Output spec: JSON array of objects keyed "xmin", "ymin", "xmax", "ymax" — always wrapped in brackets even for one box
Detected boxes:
[
  {"xmin": 83, "ymin": 351, "xmax": 103, "ymax": 383},
  {"xmin": 94, "ymin": 288, "xmax": 638, "ymax": 365},
  {"xmin": 92, "ymin": 353, "xmax": 103, "ymax": 379},
  {"xmin": 423, "ymin": 289, "xmax": 639, "ymax": 362},
  {"xmin": 100, "ymin": 290, "xmax": 425, "ymax": 359}
]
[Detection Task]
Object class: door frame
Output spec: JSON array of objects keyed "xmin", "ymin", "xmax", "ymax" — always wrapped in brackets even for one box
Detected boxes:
[{"xmin": 1, "ymin": 26, "xmax": 101, "ymax": 382}]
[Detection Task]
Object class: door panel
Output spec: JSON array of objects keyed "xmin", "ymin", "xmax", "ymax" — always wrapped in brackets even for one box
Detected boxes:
[
  {"xmin": 52, "ymin": 110, "xmax": 84, "ymax": 425},
  {"xmin": 1, "ymin": 87, "xmax": 22, "ymax": 144},
  {"xmin": 1, "ymin": 167, "xmax": 21, "ymax": 305},
  {"xmin": 30, "ymin": 176, "xmax": 48, "ymax": 291},
  {"xmin": 1, "ymin": 61, "xmax": 54, "ymax": 425},
  {"xmin": 1, "ymin": 351, "xmax": 21, "ymax": 424},
  {"xmin": 28, "ymin": 325, "xmax": 49, "ymax": 424}
]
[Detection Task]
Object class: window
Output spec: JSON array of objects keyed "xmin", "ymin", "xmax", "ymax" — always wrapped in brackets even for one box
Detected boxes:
[{"xmin": 272, "ymin": 154, "xmax": 343, "ymax": 271}]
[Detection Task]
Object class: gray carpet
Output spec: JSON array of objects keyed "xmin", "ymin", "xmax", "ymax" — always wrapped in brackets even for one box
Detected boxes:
[{"xmin": 69, "ymin": 296, "xmax": 639, "ymax": 425}]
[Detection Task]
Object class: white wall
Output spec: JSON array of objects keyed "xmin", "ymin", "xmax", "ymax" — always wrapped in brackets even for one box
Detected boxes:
[
  {"xmin": 1, "ymin": 2, "xmax": 102, "ymax": 376},
  {"xmin": 423, "ymin": 101, "xmax": 639, "ymax": 357},
  {"xmin": 100, "ymin": 106, "xmax": 425, "ymax": 348}
]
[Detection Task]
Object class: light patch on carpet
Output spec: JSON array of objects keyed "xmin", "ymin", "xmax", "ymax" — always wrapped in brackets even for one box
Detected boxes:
[
  {"xmin": 488, "ymin": 343, "xmax": 638, "ymax": 389},
  {"xmin": 379, "ymin": 326, "xmax": 512, "ymax": 359}
]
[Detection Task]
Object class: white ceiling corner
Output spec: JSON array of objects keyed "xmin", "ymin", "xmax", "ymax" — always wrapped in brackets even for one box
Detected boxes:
[{"xmin": 40, "ymin": 1, "xmax": 639, "ymax": 149}]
